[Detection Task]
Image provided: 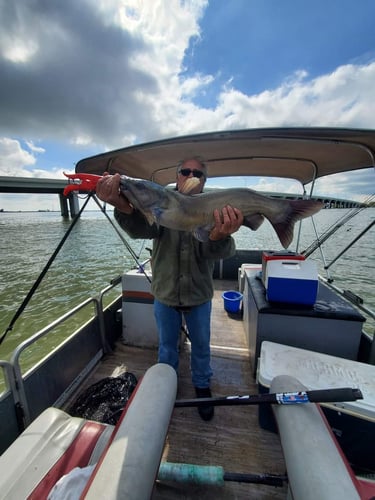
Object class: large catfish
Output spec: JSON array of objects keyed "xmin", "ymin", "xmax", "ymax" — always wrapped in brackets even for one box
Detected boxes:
[{"xmin": 119, "ymin": 176, "xmax": 323, "ymax": 248}]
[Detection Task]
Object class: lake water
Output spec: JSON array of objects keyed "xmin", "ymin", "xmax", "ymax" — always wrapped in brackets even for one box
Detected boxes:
[{"xmin": 0, "ymin": 208, "xmax": 374, "ymax": 380}]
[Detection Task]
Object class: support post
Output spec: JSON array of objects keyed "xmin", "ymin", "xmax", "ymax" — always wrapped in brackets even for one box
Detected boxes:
[
  {"xmin": 68, "ymin": 193, "xmax": 79, "ymax": 217},
  {"xmin": 59, "ymin": 192, "xmax": 79, "ymax": 217},
  {"xmin": 59, "ymin": 194, "xmax": 69, "ymax": 218}
]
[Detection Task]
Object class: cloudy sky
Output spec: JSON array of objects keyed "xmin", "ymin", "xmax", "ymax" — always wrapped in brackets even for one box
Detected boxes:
[{"xmin": 1, "ymin": 0, "xmax": 375, "ymax": 210}]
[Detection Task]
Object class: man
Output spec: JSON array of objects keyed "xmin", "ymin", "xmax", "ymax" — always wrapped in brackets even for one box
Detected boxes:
[{"xmin": 96, "ymin": 158, "xmax": 243, "ymax": 420}]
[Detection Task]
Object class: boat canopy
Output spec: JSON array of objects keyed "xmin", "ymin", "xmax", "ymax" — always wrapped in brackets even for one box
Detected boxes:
[{"xmin": 76, "ymin": 127, "xmax": 375, "ymax": 186}]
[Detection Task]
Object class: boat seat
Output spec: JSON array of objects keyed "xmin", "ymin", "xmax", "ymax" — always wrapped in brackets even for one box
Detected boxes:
[
  {"xmin": 0, "ymin": 406, "xmax": 113, "ymax": 499},
  {"xmin": 82, "ymin": 362, "xmax": 177, "ymax": 499},
  {"xmin": 271, "ymin": 374, "xmax": 375, "ymax": 500},
  {"xmin": 0, "ymin": 363, "xmax": 177, "ymax": 500}
]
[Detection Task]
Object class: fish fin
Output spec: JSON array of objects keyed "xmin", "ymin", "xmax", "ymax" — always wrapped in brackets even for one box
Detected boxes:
[
  {"xmin": 194, "ymin": 214, "xmax": 265, "ymax": 241},
  {"xmin": 193, "ymin": 227, "xmax": 211, "ymax": 242},
  {"xmin": 243, "ymin": 213, "xmax": 265, "ymax": 231},
  {"xmin": 148, "ymin": 207, "xmax": 163, "ymax": 225},
  {"xmin": 271, "ymin": 200, "xmax": 323, "ymax": 248}
]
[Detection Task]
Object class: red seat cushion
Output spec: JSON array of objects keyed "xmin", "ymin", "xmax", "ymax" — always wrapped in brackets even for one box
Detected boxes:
[{"xmin": 28, "ymin": 421, "xmax": 106, "ymax": 499}]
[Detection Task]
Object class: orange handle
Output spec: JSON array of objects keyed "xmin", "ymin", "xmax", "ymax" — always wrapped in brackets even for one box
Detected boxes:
[{"xmin": 63, "ymin": 172, "xmax": 102, "ymax": 196}]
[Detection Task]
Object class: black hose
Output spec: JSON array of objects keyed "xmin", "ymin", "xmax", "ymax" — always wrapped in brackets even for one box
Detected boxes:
[{"xmin": 223, "ymin": 471, "xmax": 287, "ymax": 486}]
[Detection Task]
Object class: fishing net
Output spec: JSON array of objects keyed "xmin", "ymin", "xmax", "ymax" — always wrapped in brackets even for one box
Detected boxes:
[{"xmin": 68, "ymin": 372, "xmax": 138, "ymax": 425}]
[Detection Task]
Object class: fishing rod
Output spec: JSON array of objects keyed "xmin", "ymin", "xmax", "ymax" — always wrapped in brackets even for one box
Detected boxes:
[
  {"xmin": 175, "ymin": 387, "xmax": 363, "ymax": 408},
  {"xmin": 303, "ymin": 193, "xmax": 374, "ymax": 259},
  {"xmin": 0, "ymin": 194, "xmax": 92, "ymax": 346},
  {"xmin": 90, "ymin": 194, "xmax": 152, "ymax": 283},
  {"xmin": 324, "ymin": 219, "xmax": 375, "ymax": 270}
]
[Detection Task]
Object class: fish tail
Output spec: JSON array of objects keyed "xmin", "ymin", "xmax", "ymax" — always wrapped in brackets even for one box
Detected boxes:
[{"xmin": 271, "ymin": 199, "xmax": 324, "ymax": 248}]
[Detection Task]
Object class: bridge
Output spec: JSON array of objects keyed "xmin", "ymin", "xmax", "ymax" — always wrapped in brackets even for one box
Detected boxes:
[
  {"xmin": 0, "ymin": 176, "xmax": 365, "ymax": 216},
  {"xmin": 273, "ymin": 193, "xmax": 365, "ymax": 209},
  {"xmin": 0, "ymin": 177, "xmax": 80, "ymax": 216}
]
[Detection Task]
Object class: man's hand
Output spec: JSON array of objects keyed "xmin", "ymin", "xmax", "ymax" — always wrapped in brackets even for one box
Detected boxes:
[
  {"xmin": 96, "ymin": 173, "xmax": 133, "ymax": 214},
  {"xmin": 209, "ymin": 205, "xmax": 243, "ymax": 241}
]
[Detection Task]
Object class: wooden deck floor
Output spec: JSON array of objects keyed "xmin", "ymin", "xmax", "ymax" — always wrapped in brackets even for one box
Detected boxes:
[{"xmin": 77, "ymin": 280, "xmax": 288, "ymax": 499}]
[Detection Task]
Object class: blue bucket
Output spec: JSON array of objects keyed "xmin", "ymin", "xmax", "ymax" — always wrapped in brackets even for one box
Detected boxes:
[{"xmin": 222, "ymin": 290, "xmax": 243, "ymax": 313}]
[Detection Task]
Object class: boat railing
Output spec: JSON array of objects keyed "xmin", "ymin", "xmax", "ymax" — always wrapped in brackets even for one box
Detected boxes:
[
  {"xmin": 10, "ymin": 296, "xmax": 102, "ymax": 426},
  {"xmin": 0, "ymin": 360, "xmax": 16, "ymax": 395},
  {"xmin": 0, "ymin": 279, "xmax": 122, "ymax": 453}
]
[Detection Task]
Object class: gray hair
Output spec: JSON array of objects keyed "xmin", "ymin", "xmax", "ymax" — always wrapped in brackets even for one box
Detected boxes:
[{"xmin": 177, "ymin": 156, "xmax": 207, "ymax": 179}]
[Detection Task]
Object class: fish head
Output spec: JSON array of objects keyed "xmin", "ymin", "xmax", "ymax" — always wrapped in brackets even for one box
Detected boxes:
[{"xmin": 119, "ymin": 176, "xmax": 171, "ymax": 224}]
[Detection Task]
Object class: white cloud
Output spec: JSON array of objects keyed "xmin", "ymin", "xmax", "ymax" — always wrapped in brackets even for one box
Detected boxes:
[
  {"xmin": 0, "ymin": 0, "xmax": 209, "ymax": 148},
  {"xmin": 0, "ymin": 138, "xmax": 64, "ymax": 180},
  {"xmin": 1, "ymin": 0, "xmax": 375, "ymax": 150},
  {"xmin": 214, "ymin": 63, "xmax": 375, "ymax": 130},
  {"xmin": 0, "ymin": 138, "xmax": 36, "ymax": 176},
  {"xmin": 312, "ymin": 168, "xmax": 374, "ymax": 202},
  {"xmin": 25, "ymin": 141, "xmax": 45, "ymax": 154},
  {"xmin": 0, "ymin": 0, "xmax": 374, "ymax": 209},
  {"xmin": 1, "ymin": 38, "xmax": 38, "ymax": 64}
]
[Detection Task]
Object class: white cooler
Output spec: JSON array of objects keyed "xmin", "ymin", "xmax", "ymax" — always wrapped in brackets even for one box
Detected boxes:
[
  {"xmin": 122, "ymin": 269, "xmax": 158, "ymax": 348},
  {"xmin": 257, "ymin": 341, "xmax": 375, "ymax": 472},
  {"xmin": 238, "ymin": 263, "xmax": 262, "ymax": 293}
]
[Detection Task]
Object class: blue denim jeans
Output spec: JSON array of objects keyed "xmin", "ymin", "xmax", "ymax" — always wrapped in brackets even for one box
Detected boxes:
[{"xmin": 154, "ymin": 299, "xmax": 213, "ymax": 388}]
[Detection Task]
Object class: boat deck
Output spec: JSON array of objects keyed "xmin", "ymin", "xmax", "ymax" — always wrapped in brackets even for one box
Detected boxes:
[{"xmin": 77, "ymin": 280, "xmax": 287, "ymax": 499}]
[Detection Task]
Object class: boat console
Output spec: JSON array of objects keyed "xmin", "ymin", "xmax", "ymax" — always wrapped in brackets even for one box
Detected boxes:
[{"xmin": 243, "ymin": 268, "xmax": 365, "ymax": 375}]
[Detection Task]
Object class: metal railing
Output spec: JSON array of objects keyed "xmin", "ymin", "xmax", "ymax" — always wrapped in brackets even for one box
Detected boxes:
[{"xmin": 1, "ymin": 279, "xmax": 121, "ymax": 428}]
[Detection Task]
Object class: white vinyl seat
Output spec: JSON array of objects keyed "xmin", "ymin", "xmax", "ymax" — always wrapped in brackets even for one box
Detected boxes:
[
  {"xmin": 0, "ymin": 407, "xmax": 113, "ymax": 499},
  {"xmin": 0, "ymin": 363, "xmax": 177, "ymax": 500}
]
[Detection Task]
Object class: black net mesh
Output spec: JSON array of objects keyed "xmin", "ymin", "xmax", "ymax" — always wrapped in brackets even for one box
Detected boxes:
[{"xmin": 68, "ymin": 372, "xmax": 138, "ymax": 425}]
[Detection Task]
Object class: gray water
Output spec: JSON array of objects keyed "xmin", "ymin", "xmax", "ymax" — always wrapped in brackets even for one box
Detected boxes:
[{"xmin": 0, "ymin": 208, "xmax": 374, "ymax": 378}]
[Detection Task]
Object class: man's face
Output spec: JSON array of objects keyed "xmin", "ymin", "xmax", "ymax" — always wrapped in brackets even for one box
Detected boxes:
[{"xmin": 176, "ymin": 159, "xmax": 206, "ymax": 195}]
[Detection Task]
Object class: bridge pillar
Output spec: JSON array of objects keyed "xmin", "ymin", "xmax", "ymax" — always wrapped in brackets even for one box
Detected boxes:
[
  {"xmin": 59, "ymin": 193, "xmax": 79, "ymax": 217},
  {"xmin": 68, "ymin": 193, "xmax": 80, "ymax": 217},
  {"xmin": 59, "ymin": 194, "xmax": 69, "ymax": 217}
]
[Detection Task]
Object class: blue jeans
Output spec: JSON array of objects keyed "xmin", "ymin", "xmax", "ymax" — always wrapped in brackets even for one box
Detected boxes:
[{"xmin": 154, "ymin": 299, "xmax": 213, "ymax": 388}]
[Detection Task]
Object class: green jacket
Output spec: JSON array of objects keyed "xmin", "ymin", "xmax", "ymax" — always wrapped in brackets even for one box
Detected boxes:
[{"xmin": 114, "ymin": 208, "xmax": 236, "ymax": 307}]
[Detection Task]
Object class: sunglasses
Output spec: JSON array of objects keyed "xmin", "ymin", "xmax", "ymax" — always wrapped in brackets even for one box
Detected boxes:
[{"xmin": 178, "ymin": 168, "xmax": 205, "ymax": 178}]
